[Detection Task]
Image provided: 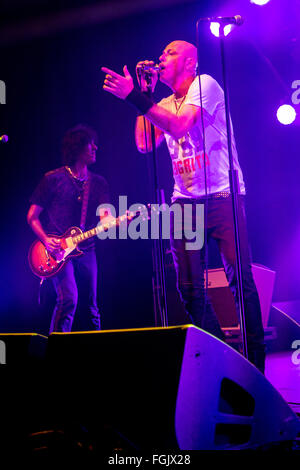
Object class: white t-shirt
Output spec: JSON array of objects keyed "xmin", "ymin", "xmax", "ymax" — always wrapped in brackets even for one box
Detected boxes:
[{"xmin": 158, "ymin": 74, "xmax": 245, "ymax": 201}]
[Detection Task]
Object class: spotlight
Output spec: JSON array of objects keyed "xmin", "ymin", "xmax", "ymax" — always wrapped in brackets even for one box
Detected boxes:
[
  {"xmin": 276, "ymin": 105, "xmax": 296, "ymax": 125},
  {"xmin": 250, "ymin": 0, "xmax": 271, "ymax": 5},
  {"xmin": 210, "ymin": 22, "xmax": 234, "ymax": 38}
]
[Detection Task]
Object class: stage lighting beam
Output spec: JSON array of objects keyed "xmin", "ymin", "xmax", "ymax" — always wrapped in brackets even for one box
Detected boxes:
[{"xmin": 276, "ymin": 105, "xmax": 296, "ymax": 125}]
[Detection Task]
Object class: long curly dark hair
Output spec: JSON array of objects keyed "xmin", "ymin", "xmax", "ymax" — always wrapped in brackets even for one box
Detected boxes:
[{"xmin": 61, "ymin": 124, "xmax": 98, "ymax": 166}]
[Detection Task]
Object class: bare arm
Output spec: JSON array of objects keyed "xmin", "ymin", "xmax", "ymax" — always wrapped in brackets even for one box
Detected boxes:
[
  {"xmin": 143, "ymin": 102, "xmax": 201, "ymax": 140},
  {"xmin": 135, "ymin": 116, "xmax": 164, "ymax": 153},
  {"xmin": 134, "ymin": 61, "xmax": 164, "ymax": 153},
  {"xmin": 27, "ymin": 204, "xmax": 61, "ymax": 252}
]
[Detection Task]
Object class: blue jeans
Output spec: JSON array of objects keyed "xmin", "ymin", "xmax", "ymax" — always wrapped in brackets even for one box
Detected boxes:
[
  {"xmin": 170, "ymin": 196, "xmax": 265, "ymax": 372},
  {"xmin": 49, "ymin": 250, "xmax": 100, "ymax": 334}
]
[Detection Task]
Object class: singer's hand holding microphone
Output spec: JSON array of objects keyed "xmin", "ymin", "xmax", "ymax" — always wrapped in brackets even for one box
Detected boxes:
[
  {"xmin": 101, "ymin": 59, "xmax": 160, "ymax": 100},
  {"xmin": 136, "ymin": 60, "xmax": 159, "ymax": 93},
  {"xmin": 0, "ymin": 135, "xmax": 8, "ymax": 144}
]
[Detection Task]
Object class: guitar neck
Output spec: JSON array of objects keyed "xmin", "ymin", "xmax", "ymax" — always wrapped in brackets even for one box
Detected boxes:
[{"xmin": 71, "ymin": 214, "xmax": 127, "ymax": 245}]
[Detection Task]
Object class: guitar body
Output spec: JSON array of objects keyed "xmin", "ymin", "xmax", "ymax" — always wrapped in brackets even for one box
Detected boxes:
[
  {"xmin": 28, "ymin": 227, "xmax": 83, "ymax": 279},
  {"xmin": 28, "ymin": 210, "xmax": 137, "ymax": 280}
]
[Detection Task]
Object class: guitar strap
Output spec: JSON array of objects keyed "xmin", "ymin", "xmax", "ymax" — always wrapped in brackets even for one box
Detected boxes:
[{"xmin": 80, "ymin": 174, "xmax": 91, "ymax": 231}]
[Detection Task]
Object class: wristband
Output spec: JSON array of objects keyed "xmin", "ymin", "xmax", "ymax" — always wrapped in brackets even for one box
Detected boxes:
[{"xmin": 125, "ymin": 88, "xmax": 154, "ymax": 115}]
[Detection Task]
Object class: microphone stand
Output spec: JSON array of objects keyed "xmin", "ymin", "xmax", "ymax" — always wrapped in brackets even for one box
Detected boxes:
[
  {"xmin": 142, "ymin": 73, "xmax": 168, "ymax": 328},
  {"xmin": 195, "ymin": 23, "xmax": 210, "ymax": 328},
  {"xmin": 218, "ymin": 25, "xmax": 248, "ymax": 359}
]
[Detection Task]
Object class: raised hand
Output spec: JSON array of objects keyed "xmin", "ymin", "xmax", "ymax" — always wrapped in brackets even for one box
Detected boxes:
[{"xmin": 102, "ymin": 65, "xmax": 134, "ymax": 99}]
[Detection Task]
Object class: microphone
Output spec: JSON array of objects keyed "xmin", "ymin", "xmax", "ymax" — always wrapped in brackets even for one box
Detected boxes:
[
  {"xmin": 199, "ymin": 15, "xmax": 244, "ymax": 26},
  {"xmin": 137, "ymin": 64, "xmax": 160, "ymax": 73},
  {"xmin": 0, "ymin": 135, "xmax": 8, "ymax": 143}
]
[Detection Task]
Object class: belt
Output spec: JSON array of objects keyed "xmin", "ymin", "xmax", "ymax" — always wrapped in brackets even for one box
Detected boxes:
[
  {"xmin": 175, "ymin": 192, "xmax": 231, "ymax": 204},
  {"xmin": 207, "ymin": 191, "xmax": 231, "ymax": 199}
]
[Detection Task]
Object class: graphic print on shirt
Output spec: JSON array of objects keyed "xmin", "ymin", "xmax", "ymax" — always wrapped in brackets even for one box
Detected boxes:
[
  {"xmin": 159, "ymin": 75, "xmax": 246, "ymax": 199},
  {"xmin": 165, "ymin": 126, "xmax": 210, "ymax": 177}
]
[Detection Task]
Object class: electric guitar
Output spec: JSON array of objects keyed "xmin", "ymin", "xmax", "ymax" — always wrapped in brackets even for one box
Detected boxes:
[{"xmin": 28, "ymin": 211, "xmax": 136, "ymax": 279}]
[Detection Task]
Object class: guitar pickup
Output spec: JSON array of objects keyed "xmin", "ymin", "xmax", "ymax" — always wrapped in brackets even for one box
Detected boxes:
[{"xmin": 64, "ymin": 237, "xmax": 76, "ymax": 249}]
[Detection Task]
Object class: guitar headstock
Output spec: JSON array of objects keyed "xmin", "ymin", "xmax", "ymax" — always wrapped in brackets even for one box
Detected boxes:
[
  {"xmin": 115, "ymin": 205, "xmax": 155, "ymax": 225},
  {"xmin": 130, "ymin": 204, "xmax": 160, "ymax": 221}
]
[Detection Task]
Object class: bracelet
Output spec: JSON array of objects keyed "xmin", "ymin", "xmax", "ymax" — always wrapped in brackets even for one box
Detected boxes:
[{"xmin": 125, "ymin": 88, "xmax": 154, "ymax": 115}]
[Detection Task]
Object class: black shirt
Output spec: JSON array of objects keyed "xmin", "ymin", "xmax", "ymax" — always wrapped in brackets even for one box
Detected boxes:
[{"xmin": 30, "ymin": 166, "xmax": 110, "ymax": 250}]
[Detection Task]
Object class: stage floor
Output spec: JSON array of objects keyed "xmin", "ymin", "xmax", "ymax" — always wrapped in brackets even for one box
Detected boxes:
[{"xmin": 265, "ymin": 350, "xmax": 300, "ymax": 415}]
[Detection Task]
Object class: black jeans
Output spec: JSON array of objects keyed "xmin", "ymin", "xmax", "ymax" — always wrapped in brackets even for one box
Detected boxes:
[
  {"xmin": 50, "ymin": 250, "xmax": 100, "ymax": 334},
  {"xmin": 170, "ymin": 196, "xmax": 265, "ymax": 372}
]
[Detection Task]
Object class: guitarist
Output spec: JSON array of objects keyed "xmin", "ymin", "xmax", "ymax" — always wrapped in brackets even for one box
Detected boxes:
[{"xmin": 27, "ymin": 125, "xmax": 110, "ymax": 333}]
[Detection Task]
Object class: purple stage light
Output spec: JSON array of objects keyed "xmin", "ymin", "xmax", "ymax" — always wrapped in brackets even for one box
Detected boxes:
[
  {"xmin": 209, "ymin": 22, "xmax": 234, "ymax": 38},
  {"xmin": 250, "ymin": 0, "xmax": 271, "ymax": 5},
  {"xmin": 276, "ymin": 105, "xmax": 296, "ymax": 125}
]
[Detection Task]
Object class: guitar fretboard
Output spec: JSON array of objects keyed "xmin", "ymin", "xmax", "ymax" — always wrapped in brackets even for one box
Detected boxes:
[{"xmin": 71, "ymin": 214, "xmax": 127, "ymax": 245}]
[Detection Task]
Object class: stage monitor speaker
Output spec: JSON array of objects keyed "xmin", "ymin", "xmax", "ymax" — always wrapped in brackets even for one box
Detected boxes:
[
  {"xmin": 272, "ymin": 300, "xmax": 300, "ymax": 328},
  {"xmin": 207, "ymin": 263, "xmax": 275, "ymax": 328},
  {"xmin": 166, "ymin": 263, "xmax": 275, "ymax": 328},
  {"xmin": 46, "ymin": 325, "xmax": 299, "ymax": 450},
  {"xmin": 268, "ymin": 301, "xmax": 300, "ymax": 352}
]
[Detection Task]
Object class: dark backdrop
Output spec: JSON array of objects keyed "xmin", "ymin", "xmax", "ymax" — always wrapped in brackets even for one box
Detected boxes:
[{"xmin": 1, "ymin": 0, "xmax": 299, "ymax": 334}]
